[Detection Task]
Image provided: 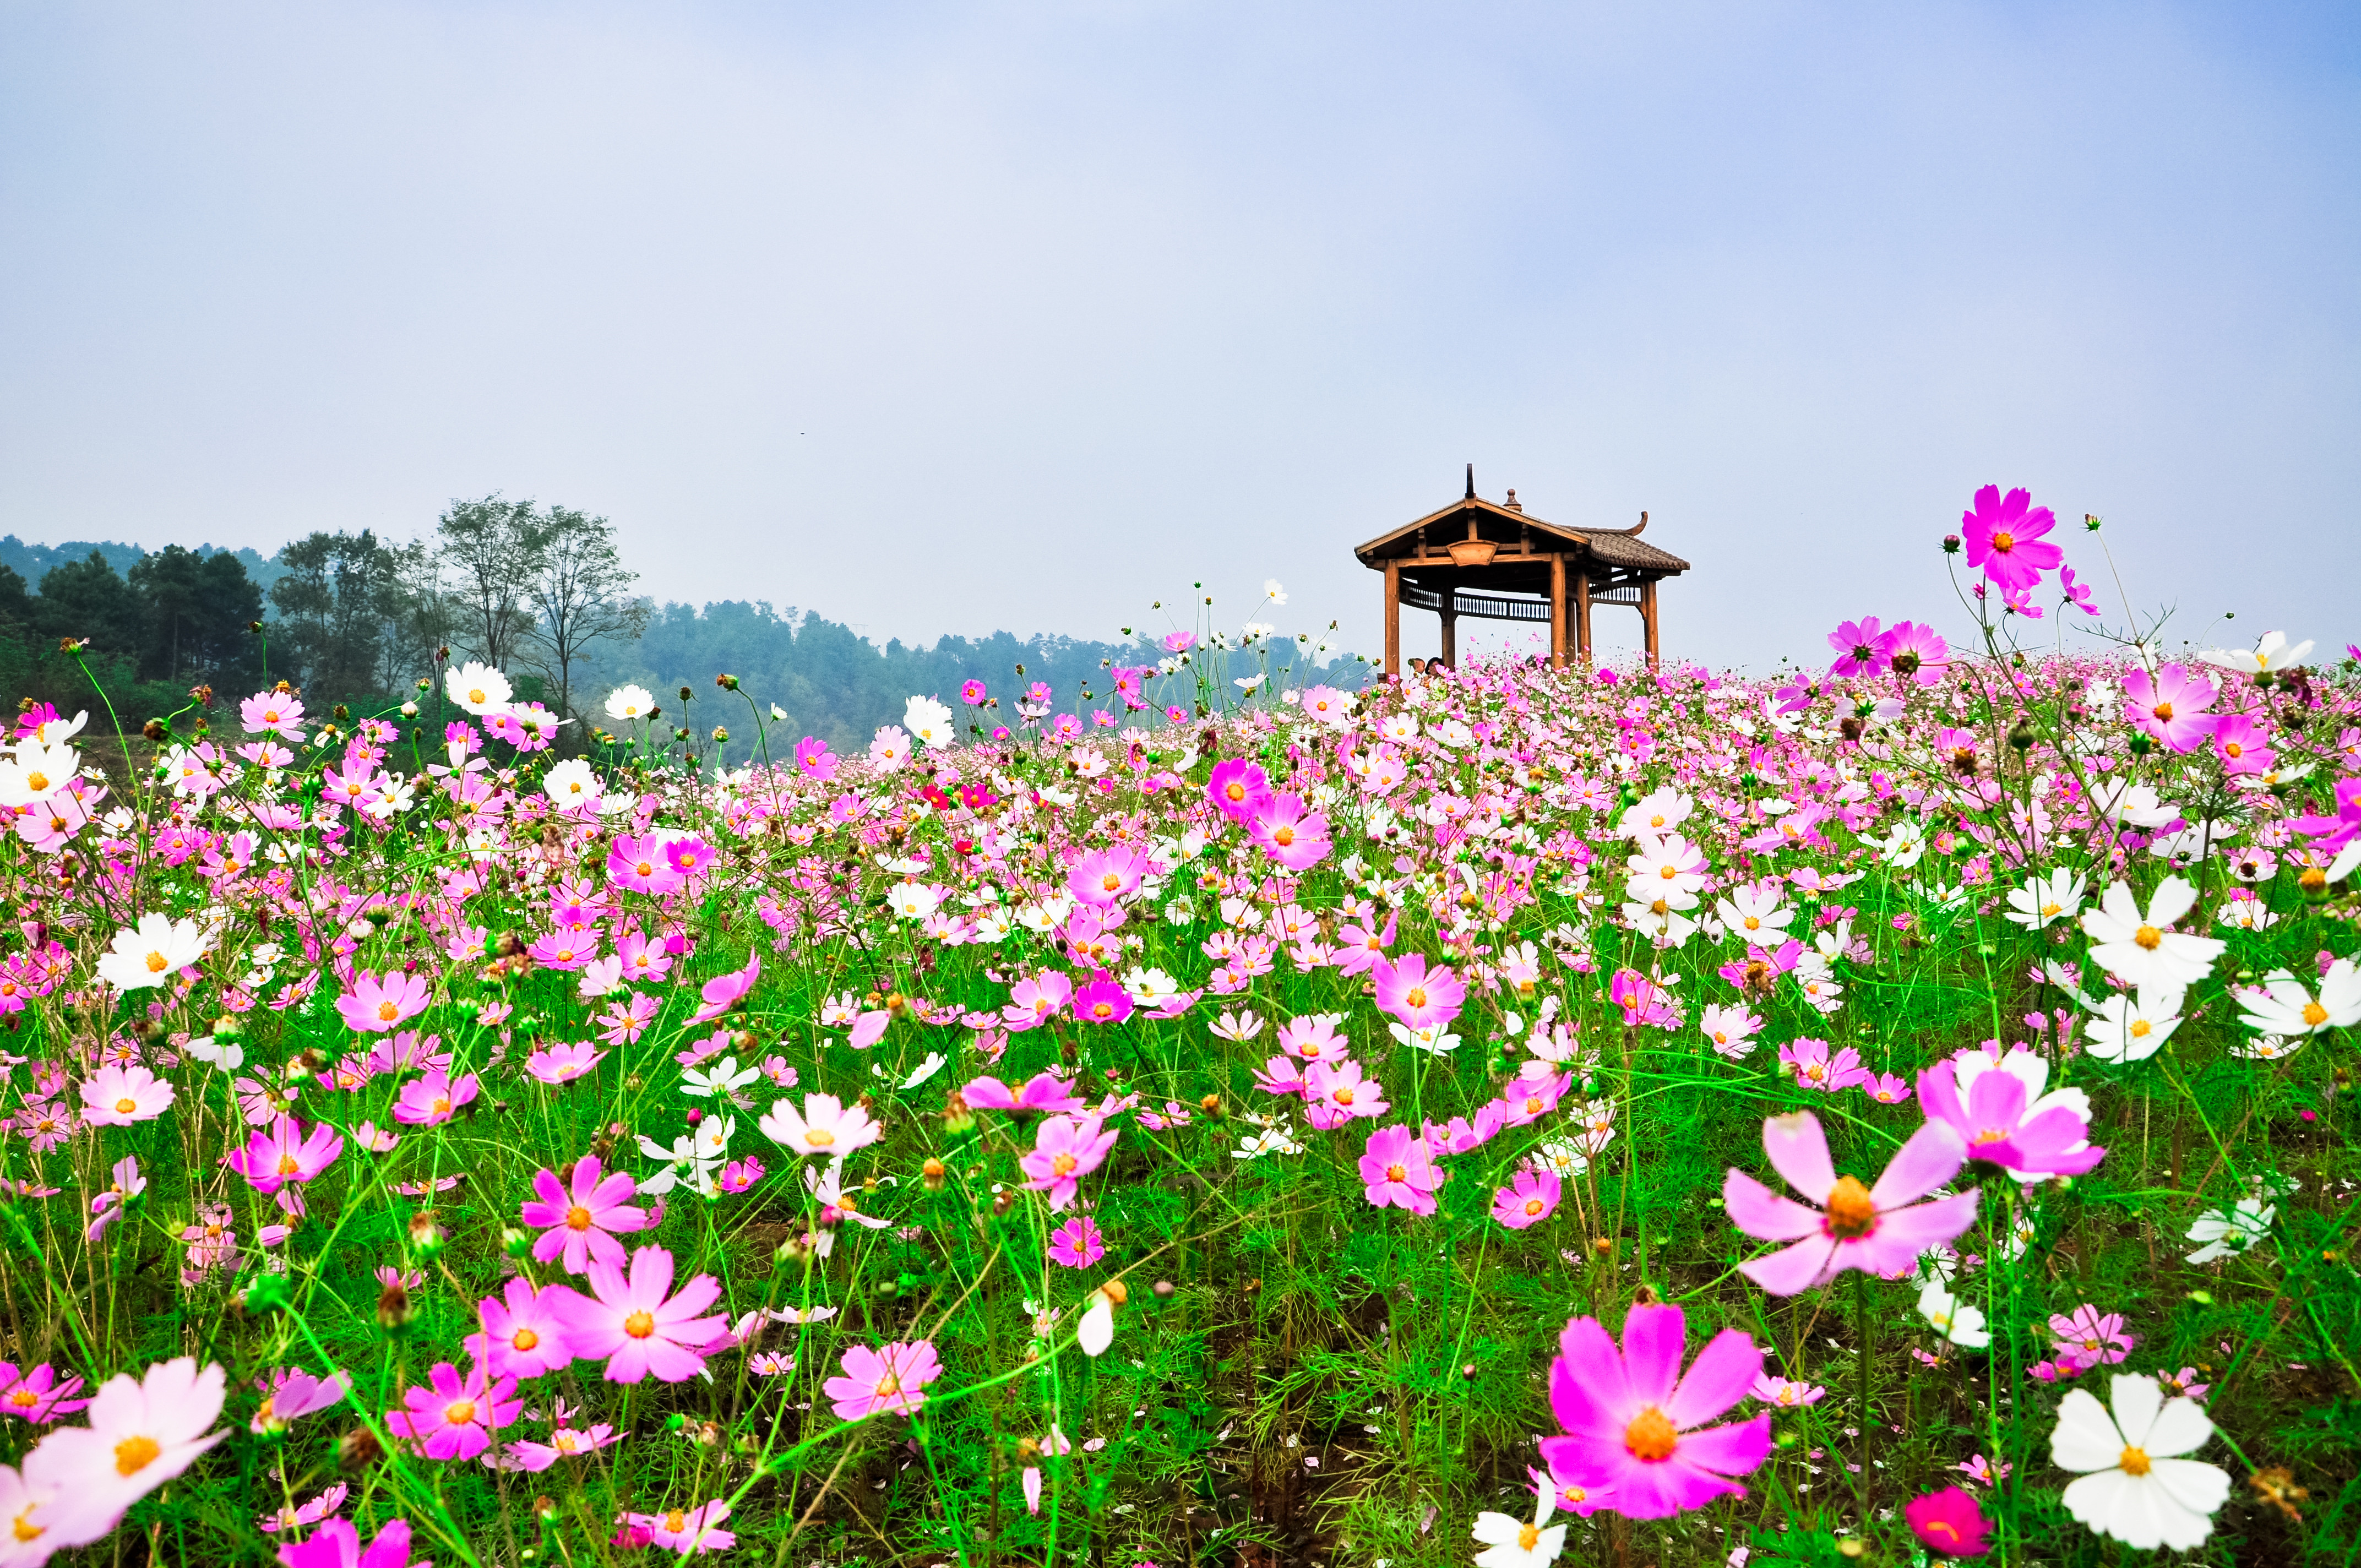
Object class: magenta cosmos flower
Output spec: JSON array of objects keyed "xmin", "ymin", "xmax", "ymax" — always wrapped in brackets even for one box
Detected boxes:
[
  {"xmin": 1905, "ymin": 1486, "xmax": 1992, "ymax": 1558},
  {"xmin": 1373, "ymin": 952, "xmax": 1466, "ymax": 1031},
  {"xmin": 1884, "ymin": 620, "xmax": 1950, "ymax": 685},
  {"xmin": 1358, "ymin": 1123, "xmax": 1441, "ymax": 1216},
  {"xmin": 1826, "ymin": 617, "xmax": 1891, "ymax": 679},
  {"xmin": 688, "ymin": 954, "xmax": 759, "ymax": 1024},
  {"xmin": 1048, "ymin": 1216, "xmax": 1106, "ymax": 1268},
  {"xmin": 335, "ymin": 970, "xmax": 431, "ymax": 1034},
  {"xmin": 548, "ymin": 1246, "xmax": 726, "ymax": 1384},
  {"xmin": 385, "ymin": 1360, "xmax": 520, "ymax": 1461},
  {"xmin": 2120, "ymin": 663, "xmax": 2218, "ymax": 753},
  {"xmin": 275, "ymin": 1517, "xmax": 422, "ymax": 1568},
  {"xmin": 391, "ymin": 1069, "xmax": 478, "ymax": 1126},
  {"xmin": 0, "ymin": 1362, "xmax": 90, "ymax": 1424},
  {"xmin": 824, "ymin": 1340, "xmax": 943, "ymax": 1421},
  {"xmin": 1539, "ymin": 1302, "xmax": 1771, "ymax": 1520},
  {"xmin": 225, "ymin": 1115, "xmax": 346, "ymax": 1197},
  {"xmin": 1249, "ymin": 794, "xmax": 1332, "ymax": 870},
  {"xmin": 1493, "ymin": 1169, "xmax": 1561, "ymax": 1230},
  {"xmin": 1067, "ymin": 847, "xmax": 1147, "ymax": 908},
  {"xmin": 471, "ymin": 1276, "xmax": 576, "ymax": 1379},
  {"xmin": 1723, "ymin": 1112, "xmax": 1979, "ymax": 1295},
  {"xmin": 1071, "ymin": 970, "xmax": 1135, "ymax": 1025},
  {"xmin": 1205, "ymin": 758, "xmax": 1274, "ymax": 823},
  {"xmin": 1917, "ymin": 1057, "xmax": 2103, "ymax": 1179},
  {"xmin": 519, "ymin": 1155, "xmax": 649, "ymax": 1273},
  {"xmin": 1020, "ymin": 1114, "xmax": 1119, "ymax": 1211},
  {"xmin": 1960, "ymin": 485, "xmax": 2063, "ymax": 593}
]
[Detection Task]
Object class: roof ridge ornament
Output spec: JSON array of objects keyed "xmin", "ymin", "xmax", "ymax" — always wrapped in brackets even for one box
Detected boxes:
[{"xmin": 1464, "ymin": 462, "xmax": 1474, "ymax": 500}]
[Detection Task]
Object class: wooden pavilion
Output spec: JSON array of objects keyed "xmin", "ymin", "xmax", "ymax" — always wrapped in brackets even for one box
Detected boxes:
[{"xmin": 1354, "ymin": 466, "xmax": 1690, "ymax": 674}]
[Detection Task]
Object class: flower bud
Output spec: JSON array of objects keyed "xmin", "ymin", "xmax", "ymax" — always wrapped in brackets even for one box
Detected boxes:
[
  {"xmin": 922, "ymin": 1157, "xmax": 947, "ymax": 1190},
  {"xmin": 503, "ymin": 1226, "xmax": 534, "ymax": 1259},
  {"xmin": 407, "ymin": 1211, "xmax": 445, "ymax": 1256},
  {"xmin": 338, "ymin": 1426, "xmax": 385, "ymax": 1471},
  {"xmin": 942, "ymin": 1091, "xmax": 975, "ymax": 1136}
]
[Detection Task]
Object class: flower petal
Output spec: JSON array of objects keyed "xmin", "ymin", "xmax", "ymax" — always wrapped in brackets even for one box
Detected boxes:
[
  {"xmin": 2050, "ymin": 1387, "xmax": 2123, "ymax": 1473},
  {"xmin": 1868, "ymin": 1122, "xmax": 1967, "ymax": 1209},
  {"xmin": 1619, "ymin": 1303, "xmax": 1688, "ymax": 1408},
  {"xmin": 1760, "ymin": 1113, "xmax": 1836, "ymax": 1201},
  {"xmin": 1665, "ymin": 1332, "xmax": 1764, "ymax": 1431}
]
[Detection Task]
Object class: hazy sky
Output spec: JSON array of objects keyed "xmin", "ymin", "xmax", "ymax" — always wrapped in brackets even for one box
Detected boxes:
[{"xmin": 3, "ymin": 2, "xmax": 2355, "ymax": 669}]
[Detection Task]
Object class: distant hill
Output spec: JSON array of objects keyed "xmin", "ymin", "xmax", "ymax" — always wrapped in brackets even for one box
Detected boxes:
[{"xmin": 0, "ymin": 536, "xmax": 284, "ymax": 590}]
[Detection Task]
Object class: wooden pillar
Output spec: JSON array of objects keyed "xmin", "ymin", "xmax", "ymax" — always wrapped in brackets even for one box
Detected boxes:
[
  {"xmin": 1438, "ymin": 583, "xmax": 1456, "ymax": 669},
  {"xmin": 1642, "ymin": 578, "xmax": 1660, "ymax": 667},
  {"xmin": 1383, "ymin": 560, "xmax": 1401, "ymax": 676},
  {"xmin": 1574, "ymin": 573, "xmax": 1593, "ymax": 662},
  {"xmin": 1548, "ymin": 553, "xmax": 1566, "ymax": 670}
]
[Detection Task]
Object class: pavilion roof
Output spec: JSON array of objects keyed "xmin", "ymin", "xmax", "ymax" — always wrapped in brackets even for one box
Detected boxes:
[{"xmin": 1353, "ymin": 477, "xmax": 1689, "ymax": 577}]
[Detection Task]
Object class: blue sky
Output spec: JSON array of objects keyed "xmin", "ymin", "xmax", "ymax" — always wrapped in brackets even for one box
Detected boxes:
[{"xmin": 2, "ymin": 2, "xmax": 2354, "ymax": 668}]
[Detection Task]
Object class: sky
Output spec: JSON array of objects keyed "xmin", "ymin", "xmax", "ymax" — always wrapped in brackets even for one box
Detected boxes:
[{"xmin": 2, "ymin": 1, "xmax": 2356, "ymax": 670}]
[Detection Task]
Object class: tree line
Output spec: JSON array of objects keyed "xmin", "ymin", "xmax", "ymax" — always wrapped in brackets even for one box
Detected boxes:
[{"xmin": 4, "ymin": 499, "xmax": 1360, "ymax": 751}]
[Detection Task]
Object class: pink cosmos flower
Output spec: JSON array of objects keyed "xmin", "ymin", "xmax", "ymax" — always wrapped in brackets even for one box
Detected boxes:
[
  {"xmin": 1862, "ymin": 1071, "xmax": 1913, "ymax": 1105},
  {"xmin": 226, "ymin": 1116, "xmax": 346, "ymax": 1196},
  {"xmin": 240, "ymin": 690, "xmax": 308, "ymax": 741},
  {"xmin": 1750, "ymin": 1374, "xmax": 1826, "ymax": 1409},
  {"xmin": 1960, "ymin": 485, "xmax": 2062, "ymax": 593},
  {"xmin": 1001, "ymin": 970, "xmax": 1075, "ymax": 1031},
  {"xmin": 2204, "ymin": 712, "xmax": 2275, "ymax": 775},
  {"xmin": 824, "ymin": 1340, "xmax": 943, "ymax": 1420},
  {"xmin": 688, "ymin": 954, "xmax": 759, "ymax": 1024},
  {"xmin": 1358, "ymin": 1123, "xmax": 1441, "ymax": 1216},
  {"xmin": 386, "ymin": 1360, "xmax": 520, "ymax": 1461},
  {"xmin": 547, "ymin": 1246, "xmax": 726, "ymax": 1384},
  {"xmin": 2048, "ymin": 1304, "xmax": 2135, "ymax": 1369},
  {"xmin": 1499, "ymin": 1071, "xmax": 1572, "ymax": 1128},
  {"xmin": 470, "ymin": 1276, "xmax": 577, "ymax": 1379},
  {"xmin": 335, "ymin": 970, "xmax": 431, "ymax": 1034},
  {"xmin": 2289, "ymin": 777, "xmax": 2361, "ymax": 854},
  {"xmin": 274, "ymin": 1517, "xmax": 422, "ymax": 1568},
  {"xmin": 1249, "ymin": 794, "xmax": 1332, "ymax": 871},
  {"xmin": 1723, "ymin": 1112, "xmax": 1979, "ymax": 1295},
  {"xmin": 1493, "ymin": 1169, "xmax": 1561, "ymax": 1230},
  {"xmin": 961, "ymin": 1072, "xmax": 1085, "ymax": 1115},
  {"xmin": 519, "ymin": 1156, "xmax": 649, "ymax": 1273},
  {"xmin": 1539, "ymin": 1302, "xmax": 1771, "ymax": 1520},
  {"xmin": 26, "ymin": 1356, "xmax": 226, "ymax": 1545},
  {"xmin": 607, "ymin": 832, "xmax": 686, "ymax": 895},
  {"xmin": 391, "ymin": 1069, "xmax": 479, "ymax": 1126},
  {"xmin": 1884, "ymin": 620, "xmax": 1950, "ymax": 685},
  {"xmin": 1068, "ymin": 847, "xmax": 1147, "ymax": 907},
  {"xmin": 255, "ymin": 1480, "xmax": 346, "ymax": 1536},
  {"xmin": 1608, "ymin": 968, "xmax": 1680, "ymax": 1030},
  {"xmin": 1020, "ymin": 1114, "xmax": 1119, "ymax": 1211},
  {"xmin": 1372, "ymin": 952, "xmax": 1465, "ymax": 1031},
  {"xmin": 1826, "ymin": 617, "xmax": 1891, "ymax": 679},
  {"xmin": 2120, "ymin": 663, "xmax": 2217, "ymax": 753},
  {"xmin": 1778, "ymin": 1038, "xmax": 1869, "ymax": 1092},
  {"xmin": 1048, "ymin": 1216, "xmax": 1107, "ymax": 1268},
  {"xmin": 79, "ymin": 1062, "xmax": 175, "ymax": 1126},
  {"xmin": 759, "ymin": 1092, "xmax": 882, "ymax": 1158},
  {"xmin": 1917, "ymin": 1052, "xmax": 2103, "ymax": 1179},
  {"xmin": 1072, "ymin": 971, "xmax": 1135, "ymax": 1025},
  {"xmin": 1905, "ymin": 1487, "xmax": 1991, "ymax": 1558},
  {"xmin": 524, "ymin": 1039, "xmax": 606, "ymax": 1085},
  {"xmin": 1302, "ymin": 1059, "xmax": 1389, "ymax": 1129},
  {"xmin": 625, "ymin": 1500, "xmax": 735, "ymax": 1555},
  {"xmin": 1205, "ymin": 758, "xmax": 1274, "ymax": 823},
  {"xmin": 794, "ymin": 736, "xmax": 838, "ymax": 781},
  {"xmin": 250, "ymin": 1367, "xmax": 352, "ymax": 1434},
  {"xmin": 0, "ymin": 1363, "xmax": 91, "ymax": 1424}
]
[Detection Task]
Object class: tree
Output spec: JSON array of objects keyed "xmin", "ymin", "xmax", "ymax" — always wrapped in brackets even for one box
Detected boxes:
[
  {"xmin": 268, "ymin": 531, "xmax": 402, "ymax": 700},
  {"xmin": 128, "ymin": 546, "xmax": 263, "ymax": 684},
  {"xmin": 34, "ymin": 551, "xmax": 144, "ymax": 657},
  {"xmin": 0, "ymin": 564, "xmax": 31, "ymax": 638},
  {"xmin": 524, "ymin": 508, "xmax": 648, "ymax": 722},
  {"xmin": 437, "ymin": 496, "xmax": 550, "ymax": 674}
]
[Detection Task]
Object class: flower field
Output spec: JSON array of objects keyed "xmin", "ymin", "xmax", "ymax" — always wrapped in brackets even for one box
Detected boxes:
[{"xmin": 1, "ymin": 489, "xmax": 2357, "ymax": 1566}]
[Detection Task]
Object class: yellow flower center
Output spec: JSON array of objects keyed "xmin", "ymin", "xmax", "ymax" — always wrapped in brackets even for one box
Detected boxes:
[
  {"xmin": 1524, "ymin": 1198, "xmax": 1545, "ymax": 1216},
  {"xmin": 1385, "ymin": 1163, "xmax": 1408, "ymax": 1183},
  {"xmin": 377, "ymin": 1001, "xmax": 400, "ymax": 1021},
  {"xmin": 1052, "ymin": 1152, "xmax": 1079, "ymax": 1176},
  {"xmin": 115, "ymin": 1097, "xmax": 138, "ymax": 1115},
  {"xmin": 1403, "ymin": 986, "xmax": 1428, "ymax": 1009},
  {"xmin": 444, "ymin": 1400, "xmax": 476, "ymax": 1427},
  {"xmin": 277, "ymin": 1153, "xmax": 301, "ymax": 1175},
  {"xmin": 1824, "ymin": 1175, "xmax": 1878, "ymax": 1239},
  {"xmin": 2120, "ymin": 1446, "xmax": 2151, "ymax": 1476},
  {"xmin": 806, "ymin": 1129, "xmax": 836, "ymax": 1148},
  {"xmin": 1517, "ymin": 1523, "xmax": 1541, "ymax": 1549},
  {"xmin": 567, "ymin": 1205, "xmax": 594, "ymax": 1230},
  {"xmin": 624, "ymin": 1310, "xmax": 656, "ymax": 1340},
  {"xmin": 513, "ymin": 1329, "xmax": 539, "ymax": 1352},
  {"xmin": 2302, "ymin": 1001, "xmax": 2328, "ymax": 1027},
  {"xmin": 2133, "ymin": 925, "xmax": 2162, "ymax": 950},
  {"xmin": 665, "ymin": 1511, "xmax": 687, "ymax": 1533},
  {"xmin": 1623, "ymin": 1406, "xmax": 1678, "ymax": 1461},
  {"xmin": 1991, "ymin": 530, "xmax": 2015, "ymax": 552},
  {"xmin": 145, "ymin": 951, "xmax": 170, "ymax": 972},
  {"xmin": 13, "ymin": 1506, "xmax": 43, "ymax": 1543},
  {"xmin": 2130, "ymin": 1020, "xmax": 2152, "ymax": 1038},
  {"xmin": 875, "ymin": 1373, "xmax": 902, "ymax": 1397},
  {"xmin": 2153, "ymin": 701, "xmax": 2174, "ymax": 721},
  {"xmin": 469, "ymin": 689, "xmax": 487, "ymax": 705}
]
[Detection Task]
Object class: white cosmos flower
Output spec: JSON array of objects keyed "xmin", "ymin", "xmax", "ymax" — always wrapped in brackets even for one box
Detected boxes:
[
  {"xmin": 1472, "ymin": 1488, "xmax": 1565, "ymax": 1568},
  {"xmin": 889, "ymin": 883, "xmax": 942, "ymax": 922},
  {"xmin": 1078, "ymin": 1288, "xmax": 1116, "ymax": 1357},
  {"xmin": 1712, "ymin": 884, "xmax": 1791, "ymax": 941},
  {"xmin": 541, "ymin": 758, "xmax": 601, "ymax": 809},
  {"xmin": 0, "ymin": 738, "xmax": 82, "ymax": 808},
  {"xmin": 2197, "ymin": 630, "xmax": 2313, "ymax": 675},
  {"xmin": 445, "ymin": 662, "xmax": 513, "ymax": 716},
  {"xmin": 2185, "ymin": 1197, "xmax": 2273, "ymax": 1263},
  {"xmin": 2005, "ymin": 868, "xmax": 2087, "ymax": 930},
  {"xmin": 681, "ymin": 1057, "xmax": 761, "ymax": 1103},
  {"xmin": 604, "ymin": 684, "xmax": 656, "ymax": 721},
  {"xmin": 183, "ymin": 1036, "xmax": 245, "ymax": 1071},
  {"xmin": 2078, "ymin": 875, "xmax": 2224, "ymax": 990},
  {"xmin": 2234, "ymin": 960, "xmax": 2361, "ymax": 1037},
  {"xmin": 1263, "ymin": 578, "xmax": 1287, "ymax": 606},
  {"xmin": 1618, "ymin": 786, "xmax": 1693, "ymax": 842},
  {"xmin": 2083, "ymin": 989, "xmax": 2182, "ymax": 1063},
  {"xmin": 1915, "ymin": 1279, "xmax": 1992, "ymax": 1349},
  {"xmin": 2052, "ymin": 1374, "xmax": 2230, "ymax": 1551},
  {"xmin": 95, "ymin": 913, "xmax": 219, "ymax": 993},
  {"xmin": 897, "ymin": 1052, "xmax": 948, "ymax": 1091},
  {"xmin": 904, "ymin": 694, "xmax": 955, "ymax": 749},
  {"xmin": 2229, "ymin": 1032, "xmax": 2303, "ymax": 1061}
]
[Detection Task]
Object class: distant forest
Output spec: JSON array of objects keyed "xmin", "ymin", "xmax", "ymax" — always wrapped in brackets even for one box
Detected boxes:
[{"xmin": 0, "ymin": 508, "xmax": 1359, "ymax": 753}]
